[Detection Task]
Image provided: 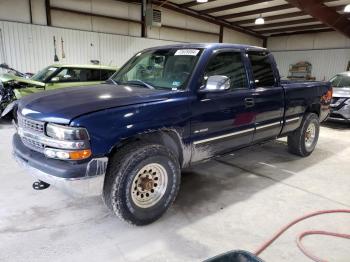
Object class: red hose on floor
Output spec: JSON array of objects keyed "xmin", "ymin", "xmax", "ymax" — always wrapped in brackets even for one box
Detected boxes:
[{"xmin": 254, "ymin": 210, "xmax": 350, "ymax": 261}]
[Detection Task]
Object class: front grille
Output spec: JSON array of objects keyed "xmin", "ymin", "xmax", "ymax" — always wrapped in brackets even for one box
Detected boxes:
[
  {"xmin": 18, "ymin": 114, "xmax": 44, "ymax": 133},
  {"xmin": 22, "ymin": 137, "xmax": 45, "ymax": 152},
  {"xmin": 18, "ymin": 114, "xmax": 45, "ymax": 152}
]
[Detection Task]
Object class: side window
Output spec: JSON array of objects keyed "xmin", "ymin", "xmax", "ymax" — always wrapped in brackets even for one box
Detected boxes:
[
  {"xmin": 53, "ymin": 68, "xmax": 81, "ymax": 82},
  {"xmin": 88, "ymin": 69, "xmax": 101, "ymax": 81},
  {"xmin": 100, "ymin": 70, "xmax": 115, "ymax": 80},
  {"xmin": 248, "ymin": 51, "xmax": 276, "ymax": 87},
  {"xmin": 204, "ymin": 51, "xmax": 248, "ymax": 90}
]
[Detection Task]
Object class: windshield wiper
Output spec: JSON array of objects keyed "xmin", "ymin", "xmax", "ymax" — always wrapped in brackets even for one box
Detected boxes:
[{"xmin": 126, "ymin": 80, "xmax": 155, "ymax": 90}]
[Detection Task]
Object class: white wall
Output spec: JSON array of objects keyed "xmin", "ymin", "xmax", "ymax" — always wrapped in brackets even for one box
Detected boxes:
[
  {"xmin": 223, "ymin": 27, "xmax": 263, "ymax": 47},
  {"xmin": 0, "ymin": 21, "xmax": 179, "ymax": 73},
  {"xmin": 0, "ymin": 0, "xmax": 262, "ymax": 45},
  {"xmin": 268, "ymin": 31, "xmax": 350, "ymax": 80},
  {"xmin": 0, "ymin": 0, "xmax": 264, "ymax": 73}
]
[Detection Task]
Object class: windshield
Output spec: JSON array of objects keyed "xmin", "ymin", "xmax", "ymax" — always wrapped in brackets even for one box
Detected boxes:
[
  {"xmin": 31, "ymin": 66, "xmax": 59, "ymax": 82},
  {"xmin": 112, "ymin": 48, "xmax": 203, "ymax": 90},
  {"xmin": 330, "ymin": 74, "xmax": 350, "ymax": 88}
]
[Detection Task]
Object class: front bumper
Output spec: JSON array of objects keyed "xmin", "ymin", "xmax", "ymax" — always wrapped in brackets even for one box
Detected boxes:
[{"xmin": 13, "ymin": 134, "xmax": 108, "ymax": 197}]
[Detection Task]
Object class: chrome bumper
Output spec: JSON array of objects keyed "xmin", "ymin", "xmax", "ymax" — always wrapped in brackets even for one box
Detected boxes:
[{"xmin": 13, "ymin": 153, "xmax": 108, "ymax": 197}]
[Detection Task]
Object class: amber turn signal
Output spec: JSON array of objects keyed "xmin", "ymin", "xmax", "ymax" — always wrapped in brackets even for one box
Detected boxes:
[{"xmin": 69, "ymin": 149, "xmax": 92, "ymax": 160}]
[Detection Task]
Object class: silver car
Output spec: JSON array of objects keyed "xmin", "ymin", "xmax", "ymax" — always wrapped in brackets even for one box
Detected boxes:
[{"xmin": 329, "ymin": 72, "xmax": 350, "ymax": 123}]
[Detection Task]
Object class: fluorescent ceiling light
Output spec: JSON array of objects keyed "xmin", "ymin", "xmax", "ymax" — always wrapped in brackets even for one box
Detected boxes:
[
  {"xmin": 197, "ymin": 0, "xmax": 208, "ymax": 3},
  {"xmin": 345, "ymin": 4, "xmax": 350, "ymax": 13},
  {"xmin": 255, "ymin": 15, "xmax": 265, "ymax": 25}
]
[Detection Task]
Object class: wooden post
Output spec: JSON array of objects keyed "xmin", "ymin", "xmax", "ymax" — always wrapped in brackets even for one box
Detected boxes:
[
  {"xmin": 219, "ymin": 25, "xmax": 224, "ymax": 43},
  {"xmin": 45, "ymin": 0, "xmax": 51, "ymax": 26}
]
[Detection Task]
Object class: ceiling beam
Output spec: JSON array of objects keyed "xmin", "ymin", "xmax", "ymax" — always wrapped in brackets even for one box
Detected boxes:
[
  {"xmin": 151, "ymin": 0, "xmax": 264, "ymax": 39},
  {"xmin": 269, "ymin": 28, "xmax": 334, "ymax": 37},
  {"xmin": 180, "ymin": 0, "xmax": 217, "ymax": 8},
  {"xmin": 258, "ymin": 24, "xmax": 329, "ymax": 35},
  {"xmin": 247, "ymin": 18, "xmax": 318, "ymax": 30},
  {"xmin": 233, "ymin": 11, "xmax": 307, "ymax": 25},
  {"xmin": 199, "ymin": 0, "xmax": 275, "ymax": 14},
  {"xmin": 286, "ymin": 0, "xmax": 350, "ymax": 38},
  {"xmin": 217, "ymin": 4, "xmax": 294, "ymax": 20},
  {"xmin": 231, "ymin": 4, "xmax": 347, "ymax": 24}
]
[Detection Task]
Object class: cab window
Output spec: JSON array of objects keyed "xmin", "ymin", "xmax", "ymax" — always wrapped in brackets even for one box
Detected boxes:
[
  {"xmin": 204, "ymin": 51, "xmax": 248, "ymax": 90},
  {"xmin": 248, "ymin": 51, "xmax": 276, "ymax": 87}
]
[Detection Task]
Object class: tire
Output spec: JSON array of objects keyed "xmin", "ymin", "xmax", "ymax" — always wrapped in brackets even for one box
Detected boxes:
[
  {"xmin": 103, "ymin": 142, "xmax": 181, "ymax": 225},
  {"xmin": 287, "ymin": 113, "xmax": 320, "ymax": 157}
]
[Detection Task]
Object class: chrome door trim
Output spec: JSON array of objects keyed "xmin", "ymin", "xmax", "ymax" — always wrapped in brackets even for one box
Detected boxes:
[
  {"xmin": 255, "ymin": 121, "xmax": 281, "ymax": 130},
  {"xmin": 286, "ymin": 117, "xmax": 300, "ymax": 123},
  {"xmin": 193, "ymin": 128, "xmax": 255, "ymax": 145}
]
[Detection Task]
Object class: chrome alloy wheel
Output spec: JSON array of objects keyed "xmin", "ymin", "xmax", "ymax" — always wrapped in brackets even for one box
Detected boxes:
[
  {"xmin": 131, "ymin": 163, "xmax": 168, "ymax": 208},
  {"xmin": 305, "ymin": 122, "xmax": 316, "ymax": 149}
]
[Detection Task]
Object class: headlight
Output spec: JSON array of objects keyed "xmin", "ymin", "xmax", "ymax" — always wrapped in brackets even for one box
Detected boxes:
[
  {"xmin": 44, "ymin": 148, "xmax": 92, "ymax": 160},
  {"xmin": 46, "ymin": 123, "xmax": 89, "ymax": 141}
]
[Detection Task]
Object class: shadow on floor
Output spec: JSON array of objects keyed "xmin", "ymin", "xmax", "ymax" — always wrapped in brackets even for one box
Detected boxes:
[
  {"xmin": 173, "ymin": 138, "xmax": 342, "ymax": 218},
  {"xmin": 322, "ymin": 120, "xmax": 349, "ymax": 130}
]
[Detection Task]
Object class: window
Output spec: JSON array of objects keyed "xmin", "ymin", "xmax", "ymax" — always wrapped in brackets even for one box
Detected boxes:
[
  {"xmin": 100, "ymin": 69, "xmax": 115, "ymax": 80},
  {"xmin": 53, "ymin": 68, "xmax": 81, "ymax": 82},
  {"xmin": 32, "ymin": 67, "xmax": 59, "ymax": 82},
  {"xmin": 330, "ymin": 74, "xmax": 350, "ymax": 87},
  {"xmin": 204, "ymin": 51, "xmax": 248, "ymax": 90},
  {"xmin": 248, "ymin": 51, "xmax": 276, "ymax": 87},
  {"xmin": 87, "ymin": 69, "xmax": 102, "ymax": 81},
  {"xmin": 52, "ymin": 68, "xmax": 113, "ymax": 82},
  {"xmin": 112, "ymin": 48, "xmax": 203, "ymax": 90}
]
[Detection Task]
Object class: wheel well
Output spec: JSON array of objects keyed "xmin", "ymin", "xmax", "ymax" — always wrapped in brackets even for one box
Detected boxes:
[
  {"xmin": 305, "ymin": 104, "xmax": 320, "ymax": 116},
  {"xmin": 109, "ymin": 130, "xmax": 184, "ymax": 166}
]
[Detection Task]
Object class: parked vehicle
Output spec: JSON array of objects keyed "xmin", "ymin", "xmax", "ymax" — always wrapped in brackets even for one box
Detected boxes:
[
  {"xmin": 0, "ymin": 63, "xmax": 34, "ymax": 78},
  {"xmin": 0, "ymin": 64, "xmax": 117, "ymax": 116},
  {"xmin": 328, "ymin": 72, "xmax": 350, "ymax": 123},
  {"xmin": 12, "ymin": 44, "xmax": 332, "ymax": 225}
]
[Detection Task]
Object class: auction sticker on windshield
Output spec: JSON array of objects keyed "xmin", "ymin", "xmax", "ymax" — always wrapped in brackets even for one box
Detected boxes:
[{"xmin": 174, "ymin": 49, "xmax": 200, "ymax": 56}]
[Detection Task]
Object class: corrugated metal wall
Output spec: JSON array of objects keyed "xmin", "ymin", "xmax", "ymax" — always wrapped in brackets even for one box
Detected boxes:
[
  {"xmin": 272, "ymin": 48, "xmax": 350, "ymax": 81},
  {"xmin": 0, "ymin": 21, "xmax": 179, "ymax": 73}
]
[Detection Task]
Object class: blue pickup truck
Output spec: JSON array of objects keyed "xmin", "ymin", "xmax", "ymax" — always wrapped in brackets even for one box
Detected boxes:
[{"xmin": 12, "ymin": 43, "xmax": 332, "ymax": 225}]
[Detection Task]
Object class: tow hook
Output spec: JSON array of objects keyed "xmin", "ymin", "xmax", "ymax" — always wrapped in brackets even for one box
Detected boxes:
[{"xmin": 32, "ymin": 180, "xmax": 50, "ymax": 190}]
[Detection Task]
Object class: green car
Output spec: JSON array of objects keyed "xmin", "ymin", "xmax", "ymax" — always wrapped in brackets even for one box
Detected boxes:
[{"xmin": 0, "ymin": 64, "xmax": 117, "ymax": 115}]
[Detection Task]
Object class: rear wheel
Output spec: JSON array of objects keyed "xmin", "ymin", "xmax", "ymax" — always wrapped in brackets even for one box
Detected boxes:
[
  {"xmin": 103, "ymin": 142, "xmax": 181, "ymax": 225},
  {"xmin": 287, "ymin": 113, "xmax": 320, "ymax": 157}
]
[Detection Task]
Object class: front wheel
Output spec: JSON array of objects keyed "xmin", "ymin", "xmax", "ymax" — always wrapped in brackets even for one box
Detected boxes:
[
  {"xmin": 287, "ymin": 113, "xmax": 320, "ymax": 157},
  {"xmin": 103, "ymin": 142, "xmax": 181, "ymax": 225}
]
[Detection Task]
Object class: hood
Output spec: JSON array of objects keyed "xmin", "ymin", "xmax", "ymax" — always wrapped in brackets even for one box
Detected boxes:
[
  {"xmin": 333, "ymin": 87, "xmax": 350, "ymax": 98},
  {"xmin": 0, "ymin": 73, "xmax": 45, "ymax": 87},
  {"xmin": 18, "ymin": 84, "xmax": 171, "ymax": 124}
]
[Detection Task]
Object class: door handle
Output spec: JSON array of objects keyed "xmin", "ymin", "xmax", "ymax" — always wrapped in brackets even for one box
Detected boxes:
[{"xmin": 244, "ymin": 98, "xmax": 255, "ymax": 108}]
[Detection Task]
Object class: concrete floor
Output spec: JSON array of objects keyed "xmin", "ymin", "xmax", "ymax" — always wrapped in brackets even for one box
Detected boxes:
[{"xmin": 0, "ymin": 120, "xmax": 349, "ymax": 262}]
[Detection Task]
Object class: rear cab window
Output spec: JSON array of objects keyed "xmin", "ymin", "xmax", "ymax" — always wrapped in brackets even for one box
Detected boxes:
[{"xmin": 248, "ymin": 51, "xmax": 276, "ymax": 88}]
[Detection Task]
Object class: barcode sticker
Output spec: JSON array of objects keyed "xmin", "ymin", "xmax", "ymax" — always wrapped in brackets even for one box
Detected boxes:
[{"xmin": 174, "ymin": 49, "xmax": 200, "ymax": 56}]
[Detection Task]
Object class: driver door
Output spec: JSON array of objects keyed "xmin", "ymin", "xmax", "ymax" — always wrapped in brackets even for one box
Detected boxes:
[{"xmin": 190, "ymin": 50, "xmax": 255, "ymax": 162}]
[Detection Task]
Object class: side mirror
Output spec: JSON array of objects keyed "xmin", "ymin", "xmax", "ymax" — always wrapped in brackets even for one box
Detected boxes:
[
  {"xmin": 199, "ymin": 75, "xmax": 230, "ymax": 93},
  {"xmin": 50, "ymin": 77, "xmax": 59, "ymax": 83}
]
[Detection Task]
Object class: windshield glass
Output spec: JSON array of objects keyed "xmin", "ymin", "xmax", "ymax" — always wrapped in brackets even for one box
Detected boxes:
[
  {"xmin": 31, "ymin": 66, "xmax": 59, "ymax": 82},
  {"xmin": 112, "ymin": 48, "xmax": 203, "ymax": 90},
  {"xmin": 330, "ymin": 74, "xmax": 350, "ymax": 88}
]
